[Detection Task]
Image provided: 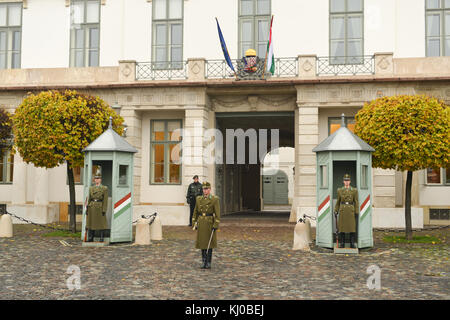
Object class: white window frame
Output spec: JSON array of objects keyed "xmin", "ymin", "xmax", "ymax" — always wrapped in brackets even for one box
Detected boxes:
[
  {"xmin": 329, "ymin": 0, "xmax": 364, "ymax": 64},
  {"xmin": 151, "ymin": 0, "xmax": 184, "ymax": 69},
  {"xmin": 0, "ymin": 2, "xmax": 22, "ymax": 69},
  {"xmin": 238, "ymin": 0, "xmax": 271, "ymax": 58},
  {"xmin": 425, "ymin": 0, "xmax": 450, "ymax": 56},
  {"xmin": 425, "ymin": 167, "xmax": 450, "ymax": 185},
  {"xmin": 69, "ymin": 0, "xmax": 101, "ymax": 67}
]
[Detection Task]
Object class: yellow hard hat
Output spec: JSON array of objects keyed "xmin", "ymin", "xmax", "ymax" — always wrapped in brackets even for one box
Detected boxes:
[{"xmin": 245, "ymin": 48, "xmax": 257, "ymax": 56}]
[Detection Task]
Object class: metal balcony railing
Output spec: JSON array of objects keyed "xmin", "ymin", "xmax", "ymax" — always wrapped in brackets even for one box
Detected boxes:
[
  {"xmin": 136, "ymin": 61, "xmax": 188, "ymax": 80},
  {"xmin": 205, "ymin": 57, "xmax": 298, "ymax": 79},
  {"xmin": 316, "ymin": 55, "xmax": 375, "ymax": 76}
]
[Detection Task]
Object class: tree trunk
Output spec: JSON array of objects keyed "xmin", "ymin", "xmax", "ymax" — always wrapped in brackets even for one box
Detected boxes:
[
  {"xmin": 67, "ymin": 161, "xmax": 77, "ymax": 233},
  {"xmin": 404, "ymin": 170, "xmax": 413, "ymax": 240}
]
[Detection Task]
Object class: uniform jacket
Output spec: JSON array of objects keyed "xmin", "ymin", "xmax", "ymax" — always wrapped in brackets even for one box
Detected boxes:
[
  {"xmin": 334, "ymin": 186, "xmax": 359, "ymax": 233},
  {"xmin": 192, "ymin": 194, "xmax": 220, "ymax": 249},
  {"xmin": 186, "ymin": 182, "xmax": 203, "ymax": 204},
  {"xmin": 86, "ymin": 184, "xmax": 108, "ymax": 230}
]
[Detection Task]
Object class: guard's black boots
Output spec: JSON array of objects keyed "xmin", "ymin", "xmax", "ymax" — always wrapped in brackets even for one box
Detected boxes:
[
  {"xmin": 201, "ymin": 250, "xmax": 207, "ymax": 269},
  {"xmin": 87, "ymin": 229, "xmax": 94, "ymax": 242},
  {"xmin": 205, "ymin": 249, "xmax": 212, "ymax": 269},
  {"xmin": 350, "ymin": 233, "xmax": 356, "ymax": 248},
  {"xmin": 338, "ymin": 233, "xmax": 345, "ymax": 248},
  {"xmin": 99, "ymin": 230, "xmax": 104, "ymax": 242}
]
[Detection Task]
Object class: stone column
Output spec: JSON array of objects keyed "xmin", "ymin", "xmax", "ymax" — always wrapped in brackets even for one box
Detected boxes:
[
  {"xmin": 11, "ymin": 155, "xmax": 27, "ymax": 205},
  {"xmin": 295, "ymin": 105, "xmax": 319, "ymax": 225},
  {"xmin": 184, "ymin": 108, "xmax": 210, "ymax": 186},
  {"xmin": 34, "ymin": 167, "xmax": 49, "ymax": 206},
  {"xmin": 120, "ymin": 107, "xmax": 142, "ymax": 205}
]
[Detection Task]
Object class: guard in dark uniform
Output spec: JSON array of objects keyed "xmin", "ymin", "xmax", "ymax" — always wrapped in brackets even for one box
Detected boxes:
[
  {"xmin": 192, "ymin": 182, "xmax": 220, "ymax": 269},
  {"xmin": 86, "ymin": 171, "xmax": 109, "ymax": 242},
  {"xmin": 186, "ymin": 175, "xmax": 203, "ymax": 226},
  {"xmin": 334, "ymin": 174, "xmax": 359, "ymax": 248}
]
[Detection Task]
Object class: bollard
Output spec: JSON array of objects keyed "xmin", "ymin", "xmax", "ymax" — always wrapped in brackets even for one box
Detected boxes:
[
  {"xmin": 0, "ymin": 214, "xmax": 13, "ymax": 238},
  {"xmin": 134, "ymin": 217, "xmax": 151, "ymax": 245},
  {"xmin": 305, "ymin": 218, "xmax": 312, "ymax": 243},
  {"xmin": 292, "ymin": 219, "xmax": 310, "ymax": 251},
  {"xmin": 150, "ymin": 214, "xmax": 162, "ymax": 240}
]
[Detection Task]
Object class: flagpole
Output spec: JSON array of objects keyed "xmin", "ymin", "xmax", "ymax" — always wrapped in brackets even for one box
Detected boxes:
[{"xmin": 262, "ymin": 15, "xmax": 273, "ymax": 80}]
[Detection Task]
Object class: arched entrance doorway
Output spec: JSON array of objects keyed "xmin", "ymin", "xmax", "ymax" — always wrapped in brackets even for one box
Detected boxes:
[
  {"xmin": 214, "ymin": 112, "xmax": 295, "ymax": 219},
  {"xmin": 262, "ymin": 147, "xmax": 295, "ymax": 210}
]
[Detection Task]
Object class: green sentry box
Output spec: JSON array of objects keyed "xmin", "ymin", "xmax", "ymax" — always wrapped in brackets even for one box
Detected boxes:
[
  {"xmin": 313, "ymin": 114, "xmax": 375, "ymax": 250},
  {"xmin": 81, "ymin": 119, "xmax": 138, "ymax": 244}
]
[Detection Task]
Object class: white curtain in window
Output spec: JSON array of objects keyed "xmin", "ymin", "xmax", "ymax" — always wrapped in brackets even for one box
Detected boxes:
[
  {"xmin": 86, "ymin": 1, "xmax": 99, "ymax": 23},
  {"xmin": 8, "ymin": 5, "xmax": 21, "ymax": 26},
  {"xmin": 169, "ymin": 0, "xmax": 182, "ymax": 19},
  {"xmin": 0, "ymin": 6, "xmax": 6, "ymax": 26},
  {"xmin": 154, "ymin": 0, "xmax": 166, "ymax": 19}
]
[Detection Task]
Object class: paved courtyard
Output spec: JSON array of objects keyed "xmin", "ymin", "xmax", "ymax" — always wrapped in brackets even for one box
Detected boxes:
[{"xmin": 0, "ymin": 215, "xmax": 449, "ymax": 300}]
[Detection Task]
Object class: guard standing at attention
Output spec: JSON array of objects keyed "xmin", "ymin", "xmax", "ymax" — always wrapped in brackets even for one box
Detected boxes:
[
  {"xmin": 192, "ymin": 182, "xmax": 220, "ymax": 269},
  {"xmin": 86, "ymin": 171, "xmax": 109, "ymax": 242},
  {"xmin": 186, "ymin": 175, "xmax": 203, "ymax": 226},
  {"xmin": 334, "ymin": 174, "xmax": 359, "ymax": 248}
]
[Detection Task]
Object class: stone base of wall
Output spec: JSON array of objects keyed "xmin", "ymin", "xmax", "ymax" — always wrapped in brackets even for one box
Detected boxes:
[
  {"xmin": 133, "ymin": 205, "xmax": 189, "ymax": 226},
  {"xmin": 372, "ymin": 207, "xmax": 423, "ymax": 229},
  {"xmin": 8, "ymin": 204, "xmax": 59, "ymax": 224}
]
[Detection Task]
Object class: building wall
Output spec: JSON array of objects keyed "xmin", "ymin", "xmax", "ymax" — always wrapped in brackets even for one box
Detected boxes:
[{"xmin": 17, "ymin": 0, "xmax": 430, "ymax": 69}]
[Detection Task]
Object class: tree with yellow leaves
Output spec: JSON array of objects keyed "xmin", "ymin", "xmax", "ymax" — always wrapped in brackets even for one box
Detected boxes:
[
  {"xmin": 13, "ymin": 90, "xmax": 124, "ymax": 232},
  {"xmin": 355, "ymin": 95, "xmax": 449, "ymax": 240},
  {"xmin": 0, "ymin": 108, "xmax": 12, "ymax": 153}
]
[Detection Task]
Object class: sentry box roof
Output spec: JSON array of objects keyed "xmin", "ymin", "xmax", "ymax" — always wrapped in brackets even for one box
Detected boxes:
[
  {"xmin": 312, "ymin": 114, "xmax": 375, "ymax": 153},
  {"xmin": 83, "ymin": 118, "xmax": 137, "ymax": 153}
]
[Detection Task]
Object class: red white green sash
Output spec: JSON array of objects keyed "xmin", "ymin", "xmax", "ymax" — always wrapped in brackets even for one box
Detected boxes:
[{"xmin": 114, "ymin": 192, "xmax": 131, "ymax": 220}]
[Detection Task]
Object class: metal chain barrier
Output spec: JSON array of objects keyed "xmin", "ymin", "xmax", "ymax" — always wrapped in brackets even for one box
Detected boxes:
[
  {"xmin": 2, "ymin": 210, "xmax": 70, "ymax": 233},
  {"xmin": 374, "ymin": 225, "xmax": 449, "ymax": 233},
  {"xmin": 132, "ymin": 213, "xmax": 157, "ymax": 225}
]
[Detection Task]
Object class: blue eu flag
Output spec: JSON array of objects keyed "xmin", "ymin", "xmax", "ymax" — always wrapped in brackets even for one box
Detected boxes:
[{"xmin": 216, "ymin": 18, "xmax": 235, "ymax": 72}]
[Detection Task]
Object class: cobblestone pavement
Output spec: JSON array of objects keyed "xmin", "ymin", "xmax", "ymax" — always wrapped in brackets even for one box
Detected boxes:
[{"xmin": 0, "ymin": 222, "xmax": 449, "ymax": 300}]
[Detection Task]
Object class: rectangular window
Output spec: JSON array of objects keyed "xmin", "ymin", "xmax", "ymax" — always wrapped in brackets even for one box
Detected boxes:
[
  {"xmin": 329, "ymin": 0, "xmax": 363, "ymax": 64},
  {"xmin": 426, "ymin": 167, "xmax": 441, "ymax": 184},
  {"xmin": 320, "ymin": 165, "xmax": 328, "ymax": 188},
  {"xmin": 361, "ymin": 164, "xmax": 368, "ymax": 189},
  {"xmin": 426, "ymin": 167, "xmax": 450, "ymax": 185},
  {"xmin": 239, "ymin": 0, "xmax": 271, "ymax": 58},
  {"xmin": 0, "ymin": 148, "xmax": 13, "ymax": 183},
  {"xmin": 118, "ymin": 165, "xmax": 128, "ymax": 186},
  {"xmin": 152, "ymin": 0, "xmax": 183, "ymax": 69},
  {"xmin": 66, "ymin": 166, "xmax": 83, "ymax": 185},
  {"xmin": 426, "ymin": 0, "xmax": 450, "ymax": 56},
  {"xmin": 0, "ymin": 2, "xmax": 22, "ymax": 69},
  {"xmin": 70, "ymin": 0, "xmax": 100, "ymax": 67},
  {"xmin": 328, "ymin": 116, "xmax": 355, "ymax": 135},
  {"xmin": 429, "ymin": 208, "xmax": 450, "ymax": 220},
  {"xmin": 150, "ymin": 119, "xmax": 182, "ymax": 184}
]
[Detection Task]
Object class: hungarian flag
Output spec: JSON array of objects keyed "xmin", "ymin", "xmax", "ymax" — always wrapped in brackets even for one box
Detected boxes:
[{"xmin": 266, "ymin": 15, "xmax": 275, "ymax": 75}]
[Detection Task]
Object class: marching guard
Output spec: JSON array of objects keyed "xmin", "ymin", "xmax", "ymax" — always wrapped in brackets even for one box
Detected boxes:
[{"xmin": 192, "ymin": 182, "xmax": 220, "ymax": 269}]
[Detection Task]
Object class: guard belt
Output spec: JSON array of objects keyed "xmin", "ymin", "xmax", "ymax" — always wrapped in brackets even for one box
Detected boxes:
[
  {"xmin": 91, "ymin": 199, "xmax": 103, "ymax": 202},
  {"xmin": 343, "ymin": 202, "xmax": 353, "ymax": 205},
  {"xmin": 201, "ymin": 213, "xmax": 214, "ymax": 216}
]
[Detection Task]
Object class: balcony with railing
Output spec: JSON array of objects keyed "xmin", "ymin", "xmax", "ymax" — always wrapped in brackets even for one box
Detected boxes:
[
  {"xmin": 134, "ymin": 55, "xmax": 380, "ymax": 81},
  {"xmin": 1, "ymin": 53, "xmax": 448, "ymax": 90}
]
